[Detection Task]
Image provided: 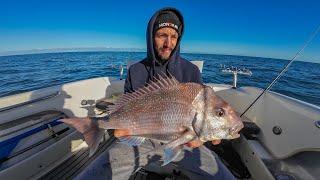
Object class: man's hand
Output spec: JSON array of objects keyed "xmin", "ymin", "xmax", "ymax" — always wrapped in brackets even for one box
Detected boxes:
[
  {"xmin": 212, "ymin": 139, "xmax": 221, "ymax": 145},
  {"xmin": 185, "ymin": 139, "xmax": 221, "ymax": 148}
]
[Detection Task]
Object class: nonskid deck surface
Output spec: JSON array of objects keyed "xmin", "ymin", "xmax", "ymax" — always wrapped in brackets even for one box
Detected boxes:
[{"xmin": 39, "ymin": 133, "xmax": 116, "ymax": 180}]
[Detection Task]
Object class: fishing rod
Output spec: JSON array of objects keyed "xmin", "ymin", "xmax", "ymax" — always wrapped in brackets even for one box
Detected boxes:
[
  {"xmin": 99, "ymin": 22, "xmax": 320, "ymax": 180},
  {"xmin": 240, "ymin": 24, "xmax": 320, "ymax": 118}
]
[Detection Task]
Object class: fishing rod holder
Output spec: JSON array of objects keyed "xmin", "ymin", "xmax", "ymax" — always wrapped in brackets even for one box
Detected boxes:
[
  {"xmin": 108, "ymin": 64, "xmax": 126, "ymax": 80},
  {"xmin": 119, "ymin": 64, "xmax": 124, "ymax": 80},
  {"xmin": 220, "ymin": 65, "xmax": 252, "ymax": 88}
]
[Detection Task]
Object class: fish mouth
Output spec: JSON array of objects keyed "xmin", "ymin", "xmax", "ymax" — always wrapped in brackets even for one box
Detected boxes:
[
  {"xmin": 222, "ymin": 131, "xmax": 241, "ymax": 139},
  {"xmin": 228, "ymin": 122, "xmax": 244, "ymax": 138},
  {"xmin": 210, "ymin": 124, "xmax": 243, "ymax": 140},
  {"xmin": 206, "ymin": 131, "xmax": 238, "ymax": 141},
  {"xmin": 202, "ymin": 122, "xmax": 243, "ymax": 141},
  {"xmin": 227, "ymin": 133, "xmax": 240, "ymax": 139}
]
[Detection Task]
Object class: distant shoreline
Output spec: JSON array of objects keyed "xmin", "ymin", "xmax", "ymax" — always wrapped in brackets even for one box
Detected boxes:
[
  {"xmin": 2, "ymin": 50, "xmax": 318, "ymax": 65},
  {"xmin": 0, "ymin": 48, "xmax": 146, "ymax": 57},
  {"xmin": 1, "ymin": 49, "xmax": 318, "ymax": 64}
]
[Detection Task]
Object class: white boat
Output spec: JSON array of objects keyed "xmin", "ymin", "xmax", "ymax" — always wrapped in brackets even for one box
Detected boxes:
[{"xmin": 0, "ymin": 61, "xmax": 319, "ymax": 180}]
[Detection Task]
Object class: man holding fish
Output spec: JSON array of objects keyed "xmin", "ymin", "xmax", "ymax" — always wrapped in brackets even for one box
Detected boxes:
[{"xmin": 62, "ymin": 7, "xmax": 243, "ymax": 179}]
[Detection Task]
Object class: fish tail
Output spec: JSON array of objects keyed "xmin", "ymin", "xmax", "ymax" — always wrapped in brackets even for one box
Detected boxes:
[{"xmin": 60, "ymin": 117, "xmax": 107, "ymax": 156}]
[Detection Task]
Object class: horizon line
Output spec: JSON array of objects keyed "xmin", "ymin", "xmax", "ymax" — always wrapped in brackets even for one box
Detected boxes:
[{"xmin": 1, "ymin": 47, "xmax": 317, "ymax": 64}]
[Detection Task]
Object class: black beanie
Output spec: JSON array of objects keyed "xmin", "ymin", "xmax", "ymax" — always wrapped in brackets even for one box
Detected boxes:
[{"xmin": 154, "ymin": 11, "xmax": 182, "ymax": 35}]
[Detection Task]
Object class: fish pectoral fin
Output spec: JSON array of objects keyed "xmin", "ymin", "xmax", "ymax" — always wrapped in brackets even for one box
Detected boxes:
[
  {"xmin": 162, "ymin": 145, "xmax": 183, "ymax": 166},
  {"xmin": 164, "ymin": 129, "xmax": 196, "ymax": 148},
  {"xmin": 118, "ymin": 136, "xmax": 146, "ymax": 146},
  {"xmin": 161, "ymin": 129, "xmax": 196, "ymax": 166}
]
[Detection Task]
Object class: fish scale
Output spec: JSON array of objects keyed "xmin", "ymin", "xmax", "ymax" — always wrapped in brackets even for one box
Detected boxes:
[
  {"xmin": 103, "ymin": 83, "xmax": 201, "ymax": 134},
  {"xmin": 106, "ymin": 90, "xmax": 198, "ymax": 135}
]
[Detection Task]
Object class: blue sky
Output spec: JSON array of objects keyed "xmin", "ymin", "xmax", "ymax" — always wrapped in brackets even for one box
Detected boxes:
[{"xmin": 0, "ymin": 0, "xmax": 319, "ymax": 63}]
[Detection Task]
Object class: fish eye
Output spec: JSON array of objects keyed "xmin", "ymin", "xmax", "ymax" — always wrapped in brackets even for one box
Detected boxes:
[{"xmin": 216, "ymin": 108, "xmax": 225, "ymax": 117}]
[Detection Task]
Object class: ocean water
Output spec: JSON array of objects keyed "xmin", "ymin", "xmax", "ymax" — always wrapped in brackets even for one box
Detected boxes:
[{"xmin": 0, "ymin": 51, "xmax": 319, "ymax": 106}]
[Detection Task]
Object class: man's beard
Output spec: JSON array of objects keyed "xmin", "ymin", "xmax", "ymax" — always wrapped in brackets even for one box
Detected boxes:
[
  {"xmin": 156, "ymin": 53, "xmax": 170, "ymax": 64},
  {"xmin": 156, "ymin": 47, "xmax": 173, "ymax": 64}
]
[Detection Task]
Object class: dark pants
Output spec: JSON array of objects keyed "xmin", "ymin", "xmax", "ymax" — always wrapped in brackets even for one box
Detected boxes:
[{"xmin": 75, "ymin": 141, "xmax": 236, "ymax": 180}]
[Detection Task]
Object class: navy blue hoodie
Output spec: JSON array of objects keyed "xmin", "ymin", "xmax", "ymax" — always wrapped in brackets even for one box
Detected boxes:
[{"xmin": 124, "ymin": 7, "xmax": 202, "ymax": 93}]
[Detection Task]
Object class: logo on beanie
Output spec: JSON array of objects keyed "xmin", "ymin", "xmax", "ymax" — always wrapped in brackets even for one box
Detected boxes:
[{"xmin": 158, "ymin": 22, "xmax": 178, "ymax": 30}]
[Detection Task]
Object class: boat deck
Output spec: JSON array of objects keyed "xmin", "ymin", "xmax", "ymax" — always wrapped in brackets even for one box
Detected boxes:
[{"xmin": 39, "ymin": 133, "xmax": 116, "ymax": 180}]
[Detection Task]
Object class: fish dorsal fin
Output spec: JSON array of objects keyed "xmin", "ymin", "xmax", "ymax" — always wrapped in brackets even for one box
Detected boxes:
[{"xmin": 107, "ymin": 72, "xmax": 179, "ymax": 114}]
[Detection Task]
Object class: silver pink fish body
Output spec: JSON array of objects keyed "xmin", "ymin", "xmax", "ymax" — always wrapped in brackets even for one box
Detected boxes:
[
  {"xmin": 62, "ymin": 75, "xmax": 243, "ymax": 164},
  {"xmin": 99, "ymin": 77, "xmax": 243, "ymax": 142}
]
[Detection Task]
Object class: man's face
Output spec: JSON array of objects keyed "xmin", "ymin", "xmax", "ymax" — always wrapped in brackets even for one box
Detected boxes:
[{"xmin": 154, "ymin": 27, "xmax": 179, "ymax": 61}]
